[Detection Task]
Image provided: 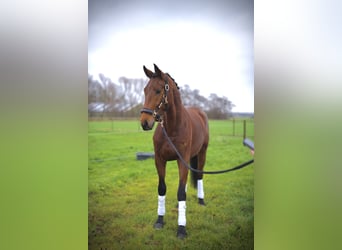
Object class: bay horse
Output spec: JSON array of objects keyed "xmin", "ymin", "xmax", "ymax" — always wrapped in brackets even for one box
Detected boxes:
[{"xmin": 140, "ymin": 64, "xmax": 209, "ymax": 239}]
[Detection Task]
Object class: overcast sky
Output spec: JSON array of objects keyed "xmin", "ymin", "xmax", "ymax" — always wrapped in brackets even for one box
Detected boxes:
[{"xmin": 88, "ymin": 0, "xmax": 254, "ymax": 112}]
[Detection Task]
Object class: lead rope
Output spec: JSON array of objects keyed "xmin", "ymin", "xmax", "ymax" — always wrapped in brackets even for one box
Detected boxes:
[{"xmin": 160, "ymin": 122, "xmax": 254, "ymax": 174}]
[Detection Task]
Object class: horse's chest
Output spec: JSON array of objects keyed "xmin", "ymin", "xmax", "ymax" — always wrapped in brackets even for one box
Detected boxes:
[{"xmin": 156, "ymin": 139, "xmax": 189, "ymax": 161}]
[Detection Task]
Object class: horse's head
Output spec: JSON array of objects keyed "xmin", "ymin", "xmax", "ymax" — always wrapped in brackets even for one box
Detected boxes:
[{"xmin": 140, "ymin": 64, "xmax": 172, "ymax": 130}]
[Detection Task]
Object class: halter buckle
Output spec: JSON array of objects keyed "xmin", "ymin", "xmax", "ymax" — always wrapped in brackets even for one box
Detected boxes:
[{"xmin": 153, "ymin": 110, "xmax": 157, "ymax": 118}]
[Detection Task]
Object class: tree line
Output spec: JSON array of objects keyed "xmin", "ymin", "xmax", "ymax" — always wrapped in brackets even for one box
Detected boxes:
[{"xmin": 88, "ymin": 73, "xmax": 235, "ymax": 119}]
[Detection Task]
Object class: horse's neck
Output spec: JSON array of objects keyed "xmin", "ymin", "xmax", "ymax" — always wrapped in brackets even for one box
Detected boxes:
[{"xmin": 164, "ymin": 92, "xmax": 186, "ymax": 133}]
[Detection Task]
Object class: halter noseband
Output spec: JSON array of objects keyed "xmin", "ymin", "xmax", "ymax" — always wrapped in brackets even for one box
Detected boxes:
[{"xmin": 140, "ymin": 80, "xmax": 169, "ymax": 122}]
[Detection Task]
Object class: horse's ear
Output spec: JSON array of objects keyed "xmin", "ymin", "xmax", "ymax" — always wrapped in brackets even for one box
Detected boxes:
[
  {"xmin": 154, "ymin": 64, "xmax": 162, "ymax": 77},
  {"xmin": 143, "ymin": 65, "xmax": 154, "ymax": 78}
]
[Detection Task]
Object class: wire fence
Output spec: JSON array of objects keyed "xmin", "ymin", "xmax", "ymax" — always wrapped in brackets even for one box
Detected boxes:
[
  {"xmin": 88, "ymin": 117, "xmax": 254, "ymax": 138},
  {"xmin": 227, "ymin": 118, "xmax": 254, "ymax": 138}
]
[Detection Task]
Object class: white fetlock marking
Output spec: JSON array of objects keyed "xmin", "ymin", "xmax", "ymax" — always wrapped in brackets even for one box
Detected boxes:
[
  {"xmin": 178, "ymin": 201, "xmax": 186, "ymax": 226},
  {"xmin": 197, "ymin": 179, "xmax": 204, "ymax": 199},
  {"xmin": 158, "ymin": 195, "xmax": 165, "ymax": 216}
]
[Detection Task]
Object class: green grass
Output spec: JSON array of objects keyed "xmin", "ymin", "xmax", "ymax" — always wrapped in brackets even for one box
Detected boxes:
[{"xmin": 89, "ymin": 119, "xmax": 254, "ymax": 249}]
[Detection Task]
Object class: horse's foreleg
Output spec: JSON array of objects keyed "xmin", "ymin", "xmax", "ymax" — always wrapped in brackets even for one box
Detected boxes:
[
  {"xmin": 155, "ymin": 176, "xmax": 166, "ymax": 229},
  {"xmin": 154, "ymin": 158, "xmax": 166, "ymax": 229},
  {"xmin": 176, "ymin": 159, "xmax": 189, "ymax": 239}
]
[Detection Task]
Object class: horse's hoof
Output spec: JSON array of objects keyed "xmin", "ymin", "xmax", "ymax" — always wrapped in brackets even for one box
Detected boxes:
[
  {"xmin": 198, "ymin": 198, "xmax": 206, "ymax": 206},
  {"xmin": 154, "ymin": 216, "xmax": 164, "ymax": 229},
  {"xmin": 177, "ymin": 225, "xmax": 187, "ymax": 239},
  {"xmin": 154, "ymin": 222, "xmax": 164, "ymax": 229}
]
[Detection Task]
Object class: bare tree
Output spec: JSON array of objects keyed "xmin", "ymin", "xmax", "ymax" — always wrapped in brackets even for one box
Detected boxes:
[
  {"xmin": 206, "ymin": 93, "xmax": 235, "ymax": 119},
  {"xmin": 89, "ymin": 72, "xmax": 235, "ymax": 119}
]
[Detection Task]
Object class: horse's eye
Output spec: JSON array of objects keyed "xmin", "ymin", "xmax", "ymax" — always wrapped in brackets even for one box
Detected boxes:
[{"xmin": 156, "ymin": 90, "xmax": 161, "ymax": 95}]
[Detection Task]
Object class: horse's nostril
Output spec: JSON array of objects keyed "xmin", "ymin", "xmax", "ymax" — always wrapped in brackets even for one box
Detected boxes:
[
  {"xmin": 142, "ymin": 120, "xmax": 148, "ymax": 130},
  {"xmin": 142, "ymin": 119, "xmax": 153, "ymax": 130}
]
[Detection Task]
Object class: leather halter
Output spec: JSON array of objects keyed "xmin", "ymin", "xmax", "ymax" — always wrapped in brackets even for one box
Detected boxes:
[{"xmin": 140, "ymin": 80, "xmax": 169, "ymax": 122}]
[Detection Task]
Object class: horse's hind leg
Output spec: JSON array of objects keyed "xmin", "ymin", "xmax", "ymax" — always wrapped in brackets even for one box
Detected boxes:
[
  {"xmin": 190, "ymin": 155, "xmax": 204, "ymax": 205},
  {"xmin": 154, "ymin": 157, "xmax": 166, "ymax": 229},
  {"xmin": 197, "ymin": 145, "xmax": 208, "ymax": 205}
]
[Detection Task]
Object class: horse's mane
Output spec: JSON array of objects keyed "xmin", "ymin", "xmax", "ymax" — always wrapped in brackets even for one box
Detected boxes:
[
  {"xmin": 152, "ymin": 72, "xmax": 180, "ymax": 90},
  {"xmin": 166, "ymin": 73, "xmax": 180, "ymax": 90}
]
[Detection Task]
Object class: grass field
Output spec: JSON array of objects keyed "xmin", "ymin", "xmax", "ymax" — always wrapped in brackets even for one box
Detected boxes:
[{"xmin": 88, "ymin": 119, "xmax": 254, "ymax": 249}]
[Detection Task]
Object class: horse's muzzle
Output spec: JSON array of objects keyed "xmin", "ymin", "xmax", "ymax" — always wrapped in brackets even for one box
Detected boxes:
[
  {"xmin": 140, "ymin": 108, "xmax": 155, "ymax": 130},
  {"xmin": 141, "ymin": 119, "xmax": 154, "ymax": 130},
  {"xmin": 140, "ymin": 114, "xmax": 155, "ymax": 130}
]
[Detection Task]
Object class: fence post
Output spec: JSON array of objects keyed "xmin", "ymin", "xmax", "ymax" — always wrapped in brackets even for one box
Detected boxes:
[
  {"xmin": 233, "ymin": 119, "xmax": 235, "ymax": 136},
  {"xmin": 243, "ymin": 120, "xmax": 246, "ymax": 139}
]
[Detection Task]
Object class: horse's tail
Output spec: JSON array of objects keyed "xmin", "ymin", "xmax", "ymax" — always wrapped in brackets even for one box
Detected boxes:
[{"xmin": 190, "ymin": 156, "xmax": 199, "ymax": 189}]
